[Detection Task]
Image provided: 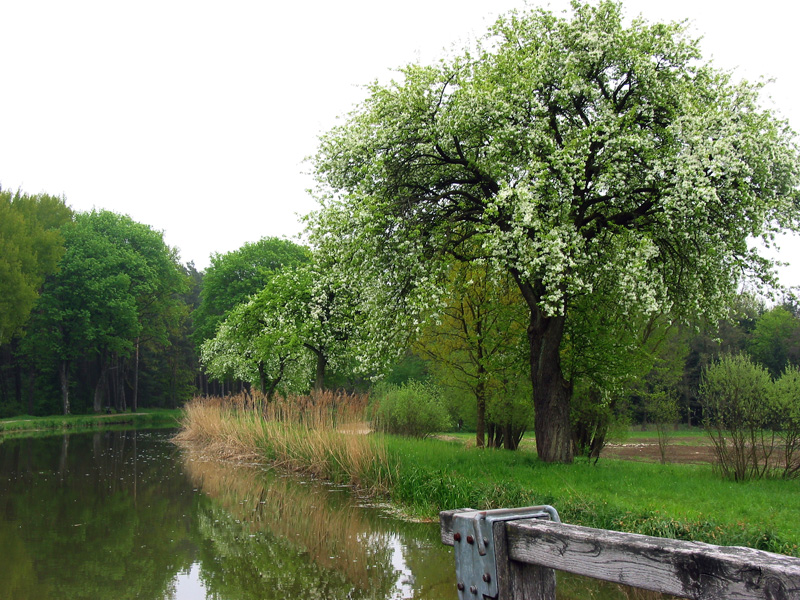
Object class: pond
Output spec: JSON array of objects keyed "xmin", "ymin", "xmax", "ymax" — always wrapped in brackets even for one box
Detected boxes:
[{"xmin": 0, "ymin": 429, "xmax": 669, "ymax": 599}]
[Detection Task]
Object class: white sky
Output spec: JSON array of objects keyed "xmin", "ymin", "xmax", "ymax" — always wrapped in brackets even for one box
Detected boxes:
[{"xmin": 1, "ymin": 0, "xmax": 798, "ymax": 289}]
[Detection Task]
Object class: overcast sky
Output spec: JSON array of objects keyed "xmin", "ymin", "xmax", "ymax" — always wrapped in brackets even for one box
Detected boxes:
[{"xmin": 1, "ymin": 0, "xmax": 798, "ymax": 289}]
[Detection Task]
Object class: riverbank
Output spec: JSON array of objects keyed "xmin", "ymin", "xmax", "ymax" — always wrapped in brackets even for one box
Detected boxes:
[
  {"xmin": 0, "ymin": 408, "xmax": 182, "ymax": 435},
  {"xmin": 177, "ymin": 395, "xmax": 800, "ymax": 557}
]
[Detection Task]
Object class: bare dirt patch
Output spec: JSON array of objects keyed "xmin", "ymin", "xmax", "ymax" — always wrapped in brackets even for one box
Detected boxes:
[{"xmin": 602, "ymin": 436, "xmax": 716, "ymax": 464}]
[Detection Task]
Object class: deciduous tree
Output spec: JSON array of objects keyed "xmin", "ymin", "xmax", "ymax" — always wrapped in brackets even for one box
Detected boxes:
[
  {"xmin": 192, "ymin": 238, "xmax": 311, "ymax": 347},
  {"xmin": 309, "ymin": 1, "xmax": 800, "ymax": 462},
  {"xmin": 0, "ymin": 189, "xmax": 72, "ymax": 345}
]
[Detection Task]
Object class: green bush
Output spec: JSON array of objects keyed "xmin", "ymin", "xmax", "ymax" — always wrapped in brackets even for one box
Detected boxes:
[
  {"xmin": 372, "ymin": 381, "xmax": 452, "ymax": 438},
  {"xmin": 699, "ymin": 353, "xmax": 774, "ymax": 480},
  {"xmin": 773, "ymin": 365, "xmax": 800, "ymax": 478}
]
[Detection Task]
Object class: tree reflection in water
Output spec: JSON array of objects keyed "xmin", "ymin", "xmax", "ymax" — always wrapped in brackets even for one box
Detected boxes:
[
  {"xmin": 0, "ymin": 430, "xmax": 677, "ymax": 600},
  {"xmin": 182, "ymin": 451, "xmax": 456, "ymax": 599},
  {"xmin": 182, "ymin": 451, "xmax": 679, "ymax": 600}
]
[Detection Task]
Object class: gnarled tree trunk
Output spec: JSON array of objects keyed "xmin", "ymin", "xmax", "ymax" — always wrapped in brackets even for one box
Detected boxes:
[{"xmin": 528, "ymin": 310, "xmax": 574, "ymax": 463}]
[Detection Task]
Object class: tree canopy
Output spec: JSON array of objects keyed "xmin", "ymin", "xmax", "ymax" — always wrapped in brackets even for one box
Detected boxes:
[
  {"xmin": 24, "ymin": 210, "xmax": 186, "ymax": 414},
  {"xmin": 200, "ymin": 261, "xmax": 362, "ymax": 396},
  {"xmin": 0, "ymin": 189, "xmax": 72, "ymax": 345},
  {"xmin": 309, "ymin": 0, "xmax": 800, "ymax": 462},
  {"xmin": 192, "ymin": 237, "xmax": 311, "ymax": 346}
]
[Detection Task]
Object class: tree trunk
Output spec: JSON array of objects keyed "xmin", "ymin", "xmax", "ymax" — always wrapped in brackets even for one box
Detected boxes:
[
  {"xmin": 132, "ymin": 336, "xmax": 139, "ymax": 412},
  {"xmin": 528, "ymin": 309, "xmax": 574, "ymax": 463},
  {"xmin": 59, "ymin": 359, "xmax": 70, "ymax": 415},
  {"xmin": 27, "ymin": 363, "xmax": 35, "ymax": 415},
  {"xmin": 93, "ymin": 354, "xmax": 108, "ymax": 413},
  {"xmin": 258, "ymin": 363, "xmax": 267, "ymax": 395},
  {"xmin": 476, "ymin": 377, "xmax": 486, "ymax": 449},
  {"xmin": 314, "ymin": 351, "xmax": 326, "ymax": 394},
  {"xmin": 12, "ymin": 339, "xmax": 23, "ymax": 409}
]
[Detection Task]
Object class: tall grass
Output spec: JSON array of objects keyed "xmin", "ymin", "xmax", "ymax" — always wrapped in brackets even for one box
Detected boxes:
[{"xmin": 176, "ymin": 392, "xmax": 391, "ymax": 494}]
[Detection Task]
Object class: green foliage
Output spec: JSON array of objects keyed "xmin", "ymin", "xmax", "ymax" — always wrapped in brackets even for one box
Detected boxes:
[
  {"xmin": 17, "ymin": 210, "xmax": 189, "ymax": 415},
  {"xmin": 372, "ymin": 381, "xmax": 452, "ymax": 438},
  {"xmin": 309, "ymin": 0, "xmax": 800, "ymax": 462},
  {"xmin": 192, "ymin": 237, "xmax": 310, "ymax": 346},
  {"xmin": 0, "ymin": 189, "xmax": 72, "ymax": 344},
  {"xmin": 383, "ymin": 351, "xmax": 430, "ymax": 386},
  {"xmin": 645, "ymin": 391, "xmax": 680, "ymax": 464},
  {"xmin": 773, "ymin": 365, "xmax": 800, "ymax": 478},
  {"xmin": 200, "ymin": 260, "xmax": 362, "ymax": 396},
  {"xmin": 749, "ymin": 306, "xmax": 800, "ymax": 377},
  {"xmin": 417, "ymin": 259, "xmax": 529, "ymax": 448},
  {"xmin": 570, "ymin": 384, "xmax": 630, "ymax": 460},
  {"xmin": 200, "ymin": 271, "xmax": 314, "ymax": 398},
  {"xmin": 700, "ymin": 353, "xmax": 775, "ymax": 480}
]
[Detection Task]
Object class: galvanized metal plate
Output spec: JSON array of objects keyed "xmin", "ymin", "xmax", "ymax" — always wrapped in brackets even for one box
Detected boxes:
[{"xmin": 452, "ymin": 506, "xmax": 560, "ymax": 599}]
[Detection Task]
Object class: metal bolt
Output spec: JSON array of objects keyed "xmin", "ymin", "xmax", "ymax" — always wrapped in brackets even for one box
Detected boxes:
[
  {"xmin": 483, "ymin": 538, "xmax": 489, "ymax": 546},
  {"xmin": 483, "ymin": 573, "xmax": 491, "ymax": 583},
  {"xmin": 454, "ymin": 532, "xmax": 462, "ymax": 542},
  {"xmin": 466, "ymin": 535, "xmax": 475, "ymax": 544},
  {"xmin": 457, "ymin": 582, "xmax": 465, "ymax": 591},
  {"xmin": 470, "ymin": 585, "xmax": 478, "ymax": 595}
]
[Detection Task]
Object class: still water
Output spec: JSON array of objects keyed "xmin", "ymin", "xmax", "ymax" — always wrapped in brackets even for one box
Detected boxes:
[{"xmin": 0, "ymin": 429, "xmax": 666, "ymax": 599}]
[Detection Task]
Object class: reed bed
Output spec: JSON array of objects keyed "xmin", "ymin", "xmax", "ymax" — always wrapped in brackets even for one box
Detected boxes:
[{"xmin": 175, "ymin": 391, "xmax": 392, "ymax": 496}]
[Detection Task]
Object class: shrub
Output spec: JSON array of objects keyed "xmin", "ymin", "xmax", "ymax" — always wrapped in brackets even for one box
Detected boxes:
[
  {"xmin": 372, "ymin": 381, "xmax": 452, "ymax": 438},
  {"xmin": 645, "ymin": 390, "xmax": 680, "ymax": 464},
  {"xmin": 699, "ymin": 353, "xmax": 775, "ymax": 481},
  {"xmin": 773, "ymin": 365, "xmax": 800, "ymax": 478}
]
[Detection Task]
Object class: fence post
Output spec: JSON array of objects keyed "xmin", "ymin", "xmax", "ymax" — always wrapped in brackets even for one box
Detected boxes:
[
  {"xmin": 440, "ymin": 508, "xmax": 556, "ymax": 600},
  {"xmin": 493, "ymin": 517, "xmax": 556, "ymax": 600}
]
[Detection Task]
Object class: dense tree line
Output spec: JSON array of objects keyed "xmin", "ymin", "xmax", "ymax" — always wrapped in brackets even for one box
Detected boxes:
[{"xmin": 0, "ymin": 195, "xmax": 199, "ymax": 416}]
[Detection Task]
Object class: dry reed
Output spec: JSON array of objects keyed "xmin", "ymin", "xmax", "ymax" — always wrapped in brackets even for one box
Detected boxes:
[{"xmin": 175, "ymin": 391, "xmax": 392, "ymax": 496}]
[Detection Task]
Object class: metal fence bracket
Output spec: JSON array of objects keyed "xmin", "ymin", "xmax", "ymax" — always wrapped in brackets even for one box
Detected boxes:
[{"xmin": 452, "ymin": 505, "xmax": 559, "ymax": 599}]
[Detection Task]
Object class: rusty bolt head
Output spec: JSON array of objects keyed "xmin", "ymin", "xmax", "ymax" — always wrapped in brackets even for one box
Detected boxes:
[
  {"xmin": 466, "ymin": 535, "xmax": 475, "ymax": 544},
  {"xmin": 470, "ymin": 585, "xmax": 478, "ymax": 595},
  {"xmin": 457, "ymin": 582, "xmax": 465, "ymax": 591},
  {"xmin": 453, "ymin": 532, "xmax": 461, "ymax": 542},
  {"xmin": 483, "ymin": 573, "xmax": 491, "ymax": 583}
]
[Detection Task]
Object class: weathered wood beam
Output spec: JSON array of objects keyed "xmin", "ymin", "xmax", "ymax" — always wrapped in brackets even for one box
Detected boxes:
[
  {"xmin": 506, "ymin": 520, "xmax": 800, "ymax": 600},
  {"xmin": 442, "ymin": 509, "xmax": 800, "ymax": 600}
]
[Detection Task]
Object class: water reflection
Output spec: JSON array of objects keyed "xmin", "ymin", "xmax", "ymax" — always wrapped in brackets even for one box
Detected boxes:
[
  {"xmin": 181, "ymin": 450, "xmax": 455, "ymax": 599},
  {"xmin": 0, "ymin": 430, "xmax": 676, "ymax": 600},
  {"xmin": 0, "ymin": 430, "xmax": 198, "ymax": 600}
]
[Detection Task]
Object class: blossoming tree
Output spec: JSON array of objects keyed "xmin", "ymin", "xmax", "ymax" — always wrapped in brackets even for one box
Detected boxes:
[{"xmin": 309, "ymin": 1, "xmax": 800, "ymax": 462}]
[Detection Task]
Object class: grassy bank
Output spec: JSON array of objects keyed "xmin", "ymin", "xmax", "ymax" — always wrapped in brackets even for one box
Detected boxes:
[
  {"xmin": 0, "ymin": 408, "xmax": 182, "ymax": 435},
  {"xmin": 177, "ymin": 395, "xmax": 800, "ymax": 557}
]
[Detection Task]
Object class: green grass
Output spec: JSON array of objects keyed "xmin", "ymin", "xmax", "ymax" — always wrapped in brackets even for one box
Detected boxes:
[
  {"xmin": 0, "ymin": 408, "xmax": 182, "ymax": 434},
  {"xmin": 385, "ymin": 435, "xmax": 800, "ymax": 556}
]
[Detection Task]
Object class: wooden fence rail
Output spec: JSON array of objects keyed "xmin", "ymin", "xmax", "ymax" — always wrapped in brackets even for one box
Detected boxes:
[{"xmin": 440, "ymin": 508, "xmax": 800, "ymax": 600}]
